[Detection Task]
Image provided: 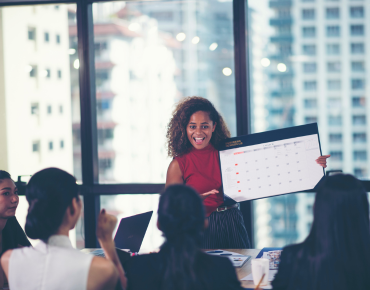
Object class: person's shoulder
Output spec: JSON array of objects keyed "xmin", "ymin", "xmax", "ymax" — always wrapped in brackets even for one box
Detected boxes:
[
  {"xmin": 200, "ymin": 252, "xmax": 234, "ymax": 271},
  {"xmin": 281, "ymin": 243, "xmax": 303, "ymax": 258},
  {"xmin": 88, "ymin": 256, "xmax": 118, "ymax": 289}
]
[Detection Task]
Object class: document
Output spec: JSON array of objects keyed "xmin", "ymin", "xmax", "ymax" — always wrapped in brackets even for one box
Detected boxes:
[{"xmin": 219, "ymin": 124, "xmax": 324, "ymax": 202}]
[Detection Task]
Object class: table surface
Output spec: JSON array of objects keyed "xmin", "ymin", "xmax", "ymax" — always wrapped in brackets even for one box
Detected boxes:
[{"xmin": 83, "ymin": 248, "xmax": 266, "ymax": 289}]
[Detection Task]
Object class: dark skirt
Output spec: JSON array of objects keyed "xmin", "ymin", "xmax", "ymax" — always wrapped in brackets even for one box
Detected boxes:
[{"xmin": 201, "ymin": 207, "xmax": 251, "ymax": 249}]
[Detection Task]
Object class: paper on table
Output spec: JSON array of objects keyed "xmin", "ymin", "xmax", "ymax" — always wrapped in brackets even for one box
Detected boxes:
[
  {"xmin": 206, "ymin": 250, "xmax": 250, "ymax": 267},
  {"xmin": 241, "ymin": 269, "xmax": 278, "ymax": 282}
]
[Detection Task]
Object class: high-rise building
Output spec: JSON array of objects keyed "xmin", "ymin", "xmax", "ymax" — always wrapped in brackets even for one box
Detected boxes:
[
  {"xmin": 253, "ymin": 0, "xmax": 370, "ymax": 248},
  {"xmin": 0, "ymin": 4, "xmax": 77, "ymax": 245}
]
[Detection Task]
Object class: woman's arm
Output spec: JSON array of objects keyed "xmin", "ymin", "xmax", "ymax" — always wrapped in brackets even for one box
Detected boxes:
[
  {"xmin": 96, "ymin": 209, "xmax": 127, "ymax": 290},
  {"xmin": 165, "ymin": 159, "xmax": 184, "ymax": 187},
  {"xmin": 0, "ymin": 249, "xmax": 11, "ymax": 283}
]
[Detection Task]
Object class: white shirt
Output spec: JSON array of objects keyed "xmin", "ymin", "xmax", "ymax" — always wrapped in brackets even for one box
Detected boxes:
[{"xmin": 9, "ymin": 235, "xmax": 93, "ymax": 290}]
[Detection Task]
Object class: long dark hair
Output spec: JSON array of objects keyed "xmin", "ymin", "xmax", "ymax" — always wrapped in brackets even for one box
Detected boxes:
[
  {"xmin": 0, "ymin": 170, "xmax": 31, "ymax": 254},
  {"xmin": 25, "ymin": 168, "xmax": 79, "ymax": 242},
  {"xmin": 158, "ymin": 184, "xmax": 210, "ymax": 290},
  {"xmin": 166, "ymin": 96, "xmax": 231, "ymax": 157},
  {"xmin": 289, "ymin": 174, "xmax": 370, "ymax": 290}
]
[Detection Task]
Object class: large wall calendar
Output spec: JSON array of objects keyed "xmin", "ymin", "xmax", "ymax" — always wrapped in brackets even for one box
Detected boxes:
[{"xmin": 219, "ymin": 124, "xmax": 325, "ymax": 202}]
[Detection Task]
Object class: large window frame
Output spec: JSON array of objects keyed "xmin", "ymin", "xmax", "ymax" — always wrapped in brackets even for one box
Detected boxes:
[{"xmin": 4, "ymin": 0, "xmax": 370, "ymax": 248}]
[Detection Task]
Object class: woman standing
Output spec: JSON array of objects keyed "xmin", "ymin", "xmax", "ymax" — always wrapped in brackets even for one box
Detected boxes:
[{"xmin": 166, "ymin": 97, "xmax": 329, "ymax": 249}]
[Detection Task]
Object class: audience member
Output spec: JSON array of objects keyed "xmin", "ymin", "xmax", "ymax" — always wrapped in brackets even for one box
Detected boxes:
[
  {"xmin": 272, "ymin": 174, "xmax": 370, "ymax": 290},
  {"xmin": 0, "ymin": 170, "xmax": 31, "ymax": 288},
  {"xmin": 124, "ymin": 184, "xmax": 243, "ymax": 290},
  {"xmin": 0, "ymin": 168, "xmax": 125, "ymax": 290}
]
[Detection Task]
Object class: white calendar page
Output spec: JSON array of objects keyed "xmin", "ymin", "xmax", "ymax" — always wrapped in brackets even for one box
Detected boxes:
[{"xmin": 219, "ymin": 134, "xmax": 324, "ymax": 202}]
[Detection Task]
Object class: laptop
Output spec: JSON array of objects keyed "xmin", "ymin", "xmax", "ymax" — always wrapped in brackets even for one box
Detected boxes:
[
  {"xmin": 114, "ymin": 211, "xmax": 153, "ymax": 253},
  {"xmin": 90, "ymin": 211, "xmax": 153, "ymax": 259}
]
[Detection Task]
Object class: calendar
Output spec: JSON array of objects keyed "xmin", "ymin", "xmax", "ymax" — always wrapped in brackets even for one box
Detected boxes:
[{"xmin": 219, "ymin": 124, "xmax": 324, "ymax": 202}]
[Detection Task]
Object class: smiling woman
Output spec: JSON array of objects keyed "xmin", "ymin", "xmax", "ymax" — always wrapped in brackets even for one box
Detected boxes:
[
  {"xmin": 0, "ymin": 171, "xmax": 31, "ymax": 288},
  {"xmin": 166, "ymin": 97, "xmax": 250, "ymax": 249}
]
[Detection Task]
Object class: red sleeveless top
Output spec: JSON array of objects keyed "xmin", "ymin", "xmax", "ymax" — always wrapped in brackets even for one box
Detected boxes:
[{"xmin": 175, "ymin": 144, "xmax": 224, "ymax": 217}]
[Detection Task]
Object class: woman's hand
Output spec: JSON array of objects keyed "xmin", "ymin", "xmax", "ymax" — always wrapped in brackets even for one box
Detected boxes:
[
  {"xmin": 316, "ymin": 155, "xmax": 330, "ymax": 168},
  {"xmin": 96, "ymin": 209, "xmax": 117, "ymax": 243},
  {"xmin": 200, "ymin": 189, "xmax": 218, "ymax": 200}
]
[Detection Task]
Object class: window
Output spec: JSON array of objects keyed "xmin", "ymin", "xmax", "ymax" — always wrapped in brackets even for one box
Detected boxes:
[
  {"xmin": 32, "ymin": 141, "xmax": 40, "ymax": 153},
  {"xmin": 327, "ymin": 62, "xmax": 341, "ymax": 72},
  {"xmin": 326, "ymin": 8, "xmax": 340, "ymax": 19},
  {"xmin": 302, "ymin": 27, "xmax": 316, "ymax": 38},
  {"xmin": 353, "ymin": 115, "xmax": 366, "ymax": 125},
  {"xmin": 58, "ymin": 70, "xmax": 62, "ymax": 79},
  {"xmin": 28, "ymin": 27, "xmax": 36, "ymax": 40},
  {"xmin": 56, "ymin": 34, "xmax": 61, "ymax": 44},
  {"xmin": 45, "ymin": 69, "xmax": 51, "ymax": 78},
  {"xmin": 350, "ymin": 6, "xmax": 364, "ymax": 18},
  {"xmin": 329, "ymin": 133, "xmax": 342, "ymax": 143},
  {"xmin": 352, "ymin": 96, "xmax": 365, "ymax": 107},
  {"xmin": 326, "ymin": 44, "xmax": 340, "ymax": 55},
  {"xmin": 353, "ymin": 133, "xmax": 366, "ymax": 143},
  {"xmin": 326, "ymin": 26, "xmax": 340, "ymax": 37},
  {"xmin": 303, "ymin": 62, "xmax": 317, "ymax": 73},
  {"xmin": 330, "ymin": 151, "xmax": 343, "ymax": 161},
  {"xmin": 351, "ymin": 43, "xmax": 364, "ymax": 54},
  {"xmin": 352, "ymin": 79, "xmax": 364, "ymax": 90},
  {"xmin": 354, "ymin": 168, "xmax": 367, "ymax": 179},
  {"xmin": 302, "ymin": 9, "xmax": 315, "ymax": 20},
  {"xmin": 304, "ymin": 99, "xmax": 317, "ymax": 109},
  {"xmin": 29, "ymin": 65, "xmax": 37, "ymax": 78},
  {"xmin": 31, "ymin": 103, "xmax": 39, "ymax": 115},
  {"xmin": 351, "ymin": 25, "xmax": 364, "ymax": 36},
  {"xmin": 303, "ymin": 45, "xmax": 316, "ymax": 55},
  {"xmin": 47, "ymin": 105, "xmax": 52, "ymax": 115},
  {"xmin": 328, "ymin": 115, "xmax": 342, "ymax": 125},
  {"xmin": 44, "ymin": 32, "xmax": 49, "ymax": 42},
  {"xmin": 304, "ymin": 81, "xmax": 317, "ymax": 91},
  {"xmin": 49, "ymin": 141, "xmax": 53, "ymax": 151},
  {"xmin": 351, "ymin": 61, "xmax": 365, "ymax": 72},
  {"xmin": 60, "ymin": 140, "xmax": 64, "ymax": 149},
  {"xmin": 354, "ymin": 151, "xmax": 367, "ymax": 161},
  {"xmin": 305, "ymin": 116, "xmax": 317, "ymax": 123},
  {"xmin": 328, "ymin": 80, "xmax": 341, "ymax": 90},
  {"xmin": 328, "ymin": 98, "xmax": 341, "ymax": 108}
]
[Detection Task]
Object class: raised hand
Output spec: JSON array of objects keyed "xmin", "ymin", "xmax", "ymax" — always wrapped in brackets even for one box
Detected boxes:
[
  {"xmin": 96, "ymin": 209, "xmax": 117, "ymax": 243},
  {"xmin": 200, "ymin": 189, "xmax": 219, "ymax": 200},
  {"xmin": 316, "ymin": 155, "xmax": 330, "ymax": 168}
]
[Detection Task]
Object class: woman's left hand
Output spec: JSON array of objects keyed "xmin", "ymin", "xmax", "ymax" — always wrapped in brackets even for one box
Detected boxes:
[{"xmin": 316, "ymin": 155, "xmax": 330, "ymax": 168}]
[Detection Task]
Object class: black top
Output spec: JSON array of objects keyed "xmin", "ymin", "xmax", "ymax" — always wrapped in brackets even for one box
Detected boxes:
[
  {"xmin": 124, "ymin": 251, "xmax": 243, "ymax": 290},
  {"xmin": 2, "ymin": 216, "xmax": 31, "ymax": 255}
]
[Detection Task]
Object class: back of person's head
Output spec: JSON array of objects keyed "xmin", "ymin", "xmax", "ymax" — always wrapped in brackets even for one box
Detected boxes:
[
  {"xmin": 296, "ymin": 174, "xmax": 370, "ymax": 290},
  {"xmin": 0, "ymin": 170, "xmax": 11, "ymax": 181},
  {"xmin": 158, "ymin": 185, "xmax": 209, "ymax": 290},
  {"xmin": 25, "ymin": 168, "xmax": 79, "ymax": 242}
]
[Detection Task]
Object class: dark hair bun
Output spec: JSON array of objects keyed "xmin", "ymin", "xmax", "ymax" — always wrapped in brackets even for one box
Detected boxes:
[{"xmin": 25, "ymin": 168, "xmax": 78, "ymax": 241}]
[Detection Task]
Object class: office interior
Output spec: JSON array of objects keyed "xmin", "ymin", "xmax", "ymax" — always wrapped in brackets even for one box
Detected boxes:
[{"xmin": 1, "ymin": 0, "xmax": 370, "ymax": 251}]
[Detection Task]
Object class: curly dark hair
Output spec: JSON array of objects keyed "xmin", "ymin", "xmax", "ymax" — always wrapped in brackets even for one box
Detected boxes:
[{"xmin": 166, "ymin": 96, "xmax": 231, "ymax": 157}]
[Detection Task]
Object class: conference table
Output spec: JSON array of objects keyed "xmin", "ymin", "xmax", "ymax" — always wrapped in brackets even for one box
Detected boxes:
[
  {"xmin": 222, "ymin": 249, "xmax": 268, "ymax": 289},
  {"xmin": 83, "ymin": 248, "xmax": 268, "ymax": 289}
]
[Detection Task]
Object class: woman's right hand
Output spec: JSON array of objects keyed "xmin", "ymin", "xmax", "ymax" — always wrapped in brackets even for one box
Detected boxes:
[
  {"xmin": 199, "ymin": 189, "xmax": 218, "ymax": 200},
  {"xmin": 96, "ymin": 209, "xmax": 117, "ymax": 243}
]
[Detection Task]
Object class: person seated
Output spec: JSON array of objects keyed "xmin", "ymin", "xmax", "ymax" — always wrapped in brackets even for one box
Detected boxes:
[
  {"xmin": 0, "ymin": 170, "xmax": 31, "ymax": 288},
  {"xmin": 272, "ymin": 174, "xmax": 370, "ymax": 290},
  {"xmin": 124, "ymin": 184, "xmax": 244, "ymax": 290},
  {"xmin": 0, "ymin": 168, "xmax": 126, "ymax": 290}
]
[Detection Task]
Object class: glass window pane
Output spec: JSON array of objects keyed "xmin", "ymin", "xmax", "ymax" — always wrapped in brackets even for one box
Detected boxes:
[
  {"xmin": 248, "ymin": 0, "xmax": 370, "ymax": 248},
  {"xmin": 0, "ymin": 4, "xmax": 83, "ymax": 247},
  {"xmin": 91, "ymin": 1, "xmax": 236, "ymax": 183}
]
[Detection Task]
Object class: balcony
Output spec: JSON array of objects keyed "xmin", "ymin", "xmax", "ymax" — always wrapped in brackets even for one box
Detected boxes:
[
  {"xmin": 270, "ymin": 35, "xmax": 293, "ymax": 43},
  {"xmin": 271, "ymin": 88, "xmax": 295, "ymax": 97},
  {"xmin": 270, "ymin": 18, "xmax": 293, "ymax": 26},
  {"xmin": 269, "ymin": 1, "xmax": 292, "ymax": 8}
]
